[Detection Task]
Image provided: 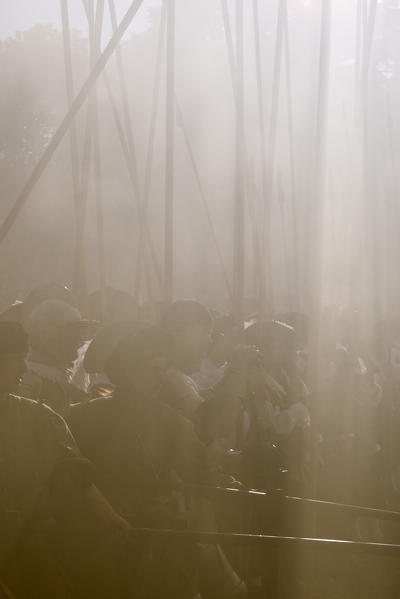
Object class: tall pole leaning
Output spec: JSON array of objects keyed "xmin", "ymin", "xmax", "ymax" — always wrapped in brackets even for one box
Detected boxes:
[
  {"xmin": 309, "ymin": 0, "xmax": 332, "ymax": 504},
  {"xmin": 133, "ymin": 2, "xmax": 167, "ymax": 301},
  {"xmin": 283, "ymin": 0, "xmax": 300, "ymax": 310},
  {"xmin": 253, "ymin": 0, "xmax": 269, "ymax": 316},
  {"xmin": 0, "ymin": 0, "xmax": 146, "ymax": 245},
  {"xmin": 233, "ymin": 0, "xmax": 245, "ymax": 321},
  {"xmin": 165, "ymin": 0, "xmax": 175, "ymax": 305},
  {"xmin": 108, "ymin": 0, "xmax": 157, "ymax": 301},
  {"xmin": 60, "ymin": 0, "xmax": 83, "ymax": 296},
  {"xmin": 90, "ymin": 0, "xmax": 107, "ymax": 315}
]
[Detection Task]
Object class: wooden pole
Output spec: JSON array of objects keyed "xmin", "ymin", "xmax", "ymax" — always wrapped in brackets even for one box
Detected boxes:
[
  {"xmin": 60, "ymin": 0, "xmax": 85, "ymax": 297},
  {"xmin": 0, "ymin": 0, "xmax": 146, "ymax": 245},
  {"xmin": 101, "ymin": 68, "xmax": 162, "ymax": 296},
  {"xmin": 60, "ymin": 0, "xmax": 80, "ymax": 219},
  {"xmin": 108, "ymin": 0, "xmax": 157, "ymax": 302},
  {"xmin": 354, "ymin": 0, "xmax": 362, "ymax": 123},
  {"xmin": 165, "ymin": 0, "xmax": 175, "ymax": 304},
  {"xmin": 263, "ymin": 0, "xmax": 286, "ymax": 317},
  {"xmin": 253, "ymin": 0, "xmax": 270, "ymax": 316},
  {"xmin": 233, "ymin": 0, "xmax": 245, "ymax": 321},
  {"xmin": 359, "ymin": 0, "xmax": 378, "ymax": 318},
  {"xmin": 220, "ymin": 0, "xmax": 237, "ymax": 101},
  {"xmin": 309, "ymin": 0, "xmax": 332, "ymax": 304},
  {"xmin": 309, "ymin": 0, "xmax": 332, "ymax": 504},
  {"xmin": 277, "ymin": 176, "xmax": 292, "ymax": 311},
  {"xmin": 72, "ymin": 0, "xmax": 96, "ymax": 304},
  {"xmin": 134, "ymin": 1, "xmax": 167, "ymax": 302},
  {"xmin": 108, "ymin": 0, "xmax": 137, "ymax": 161},
  {"xmin": 283, "ymin": 0, "xmax": 300, "ymax": 310},
  {"xmin": 245, "ymin": 156, "xmax": 263, "ymax": 305},
  {"xmin": 90, "ymin": 0, "xmax": 107, "ymax": 316},
  {"xmin": 176, "ymin": 99, "xmax": 233, "ymax": 302},
  {"xmin": 73, "ymin": 101, "xmax": 93, "ymax": 302}
]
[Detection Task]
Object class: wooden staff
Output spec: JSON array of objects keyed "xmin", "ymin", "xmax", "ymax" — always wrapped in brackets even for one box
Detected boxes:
[
  {"xmin": 309, "ymin": 0, "xmax": 332, "ymax": 504},
  {"xmin": 233, "ymin": 0, "xmax": 245, "ymax": 321},
  {"xmin": 309, "ymin": 0, "xmax": 332, "ymax": 295},
  {"xmin": 165, "ymin": 0, "xmax": 175, "ymax": 304},
  {"xmin": 253, "ymin": 0, "xmax": 270, "ymax": 316},
  {"xmin": 245, "ymin": 156, "xmax": 263, "ymax": 304},
  {"xmin": 134, "ymin": 2, "xmax": 167, "ymax": 302},
  {"xmin": 60, "ymin": 0, "xmax": 85, "ymax": 298},
  {"xmin": 0, "ymin": 0, "xmax": 146, "ymax": 245},
  {"xmin": 360, "ymin": 0, "xmax": 378, "ymax": 318},
  {"xmin": 73, "ymin": 0, "xmax": 97, "ymax": 303},
  {"xmin": 108, "ymin": 0, "xmax": 136, "ymax": 160},
  {"xmin": 89, "ymin": 0, "xmax": 107, "ymax": 317},
  {"xmin": 73, "ymin": 100, "xmax": 93, "ymax": 302},
  {"xmin": 220, "ymin": 0, "xmax": 237, "ymax": 100},
  {"xmin": 361, "ymin": 0, "xmax": 377, "ymax": 93},
  {"xmin": 353, "ymin": 0, "xmax": 362, "ymax": 123},
  {"xmin": 283, "ymin": 0, "xmax": 300, "ymax": 310},
  {"xmin": 108, "ymin": 0, "xmax": 157, "ymax": 302},
  {"xmin": 176, "ymin": 99, "xmax": 233, "ymax": 302},
  {"xmin": 277, "ymin": 176, "xmax": 292, "ymax": 311},
  {"xmin": 221, "ymin": 1, "xmax": 262, "ymax": 315},
  {"xmin": 60, "ymin": 0, "xmax": 80, "ymax": 218},
  {"xmin": 101, "ymin": 68, "xmax": 162, "ymax": 296},
  {"xmin": 264, "ymin": 0, "xmax": 286, "ymax": 317}
]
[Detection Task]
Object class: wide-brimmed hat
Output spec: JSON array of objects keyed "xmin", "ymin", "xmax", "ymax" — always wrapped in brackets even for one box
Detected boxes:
[{"xmin": 27, "ymin": 299, "xmax": 98, "ymax": 341}]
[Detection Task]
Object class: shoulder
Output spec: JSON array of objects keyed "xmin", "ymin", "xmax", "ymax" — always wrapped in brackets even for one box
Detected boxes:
[
  {"xmin": 7, "ymin": 393, "xmax": 59, "ymax": 420},
  {"xmin": 19, "ymin": 370, "xmax": 43, "ymax": 398},
  {"xmin": 5, "ymin": 394, "xmax": 76, "ymax": 448},
  {"xmin": 68, "ymin": 395, "xmax": 116, "ymax": 418},
  {"xmin": 66, "ymin": 396, "xmax": 117, "ymax": 437},
  {"xmin": 163, "ymin": 368, "xmax": 203, "ymax": 417}
]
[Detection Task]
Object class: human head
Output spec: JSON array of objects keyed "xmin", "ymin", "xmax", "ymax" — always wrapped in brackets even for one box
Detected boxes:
[
  {"xmin": 209, "ymin": 315, "xmax": 242, "ymax": 361},
  {"xmin": 88, "ymin": 287, "xmax": 138, "ymax": 323},
  {"xmin": 245, "ymin": 319, "xmax": 296, "ymax": 370},
  {"xmin": 161, "ymin": 300, "xmax": 212, "ymax": 373},
  {"xmin": 0, "ymin": 282, "xmax": 75, "ymax": 325},
  {"xmin": 106, "ymin": 326, "xmax": 168, "ymax": 398},
  {"xmin": 83, "ymin": 321, "xmax": 142, "ymax": 375},
  {"xmin": 27, "ymin": 299, "xmax": 97, "ymax": 366},
  {"xmin": 0, "ymin": 321, "xmax": 29, "ymax": 394}
]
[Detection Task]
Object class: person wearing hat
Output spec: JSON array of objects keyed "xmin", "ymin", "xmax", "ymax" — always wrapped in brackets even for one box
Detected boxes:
[
  {"xmin": 0, "ymin": 321, "xmax": 133, "ymax": 598},
  {"xmin": 160, "ymin": 300, "xmax": 263, "ymax": 447},
  {"xmin": 67, "ymin": 325, "xmax": 247, "ymax": 599},
  {"xmin": 191, "ymin": 315, "xmax": 243, "ymax": 391},
  {"xmin": 68, "ymin": 326, "xmax": 241, "ymax": 522},
  {"xmin": 244, "ymin": 320, "xmax": 311, "ymax": 492},
  {"xmin": 0, "ymin": 282, "xmax": 76, "ymax": 326},
  {"xmin": 20, "ymin": 299, "xmax": 97, "ymax": 414}
]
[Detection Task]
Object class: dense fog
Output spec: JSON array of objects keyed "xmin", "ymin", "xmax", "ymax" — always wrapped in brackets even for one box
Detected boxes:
[{"xmin": 0, "ymin": 0, "xmax": 399, "ymax": 322}]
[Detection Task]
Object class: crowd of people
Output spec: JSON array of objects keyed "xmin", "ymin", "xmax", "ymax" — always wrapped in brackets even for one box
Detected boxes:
[{"xmin": 0, "ymin": 282, "xmax": 399, "ymax": 597}]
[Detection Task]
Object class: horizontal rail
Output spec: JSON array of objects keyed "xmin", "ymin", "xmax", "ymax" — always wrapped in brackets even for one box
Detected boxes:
[
  {"xmin": 130, "ymin": 482, "xmax": 400, "ymax": 523},
  {"xmin": 130, "ymin": 528, "xmax": 400, "ymax": 557}
]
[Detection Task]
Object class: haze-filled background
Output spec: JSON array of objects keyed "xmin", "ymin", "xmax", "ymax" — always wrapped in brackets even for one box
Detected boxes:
[{"xmin": 0, "ymin": 0, "xmax": 399, "ymax": 321}]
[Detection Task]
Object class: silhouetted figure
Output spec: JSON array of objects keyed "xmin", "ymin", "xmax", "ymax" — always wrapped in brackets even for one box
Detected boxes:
[
  {"xmin": 0, "ymin": 321, "xmax": 133, "ymax": 599},
  {"xmin": 20, "ymin": 299, "xmax": 97, "ymax": 413},
  {"xmin": 67, "ymin": 326, "xmax": 247, "ymax": 599}
]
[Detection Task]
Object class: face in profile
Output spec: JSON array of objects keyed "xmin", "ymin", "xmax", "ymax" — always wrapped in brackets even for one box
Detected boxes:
[
  {"xmin": 176, "ymin": 322, "xmax": 212, "ymax": 367},
  {"xmin": 54, "ymin": 324, "xmax": 89, "ymax": 365}
]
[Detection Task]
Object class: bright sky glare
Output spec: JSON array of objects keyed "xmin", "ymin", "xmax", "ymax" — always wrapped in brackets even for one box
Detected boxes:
[{"xmin": 0, "ymin": 0, "xmax": 161, "ymax": 41}]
